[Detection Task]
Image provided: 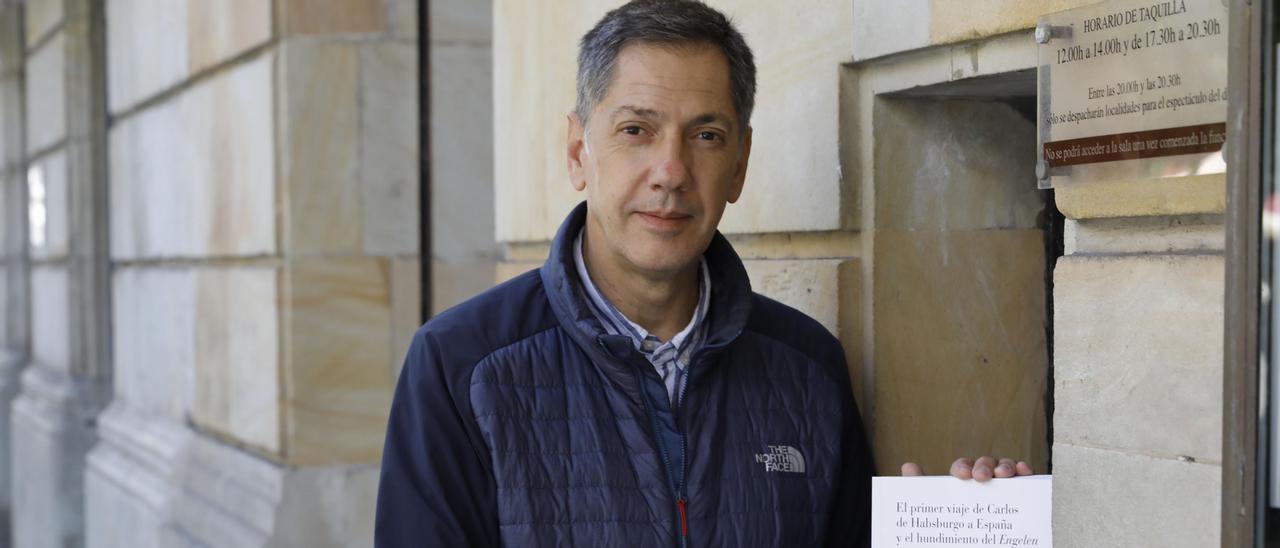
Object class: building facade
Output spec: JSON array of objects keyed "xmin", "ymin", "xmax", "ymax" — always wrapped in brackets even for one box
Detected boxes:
[{"xmin": 0, "ymin": 0, "xmax": 1227, "ymax": 547}]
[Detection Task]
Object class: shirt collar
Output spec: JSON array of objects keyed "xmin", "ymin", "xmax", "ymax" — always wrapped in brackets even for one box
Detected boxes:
[{"xmin": 572, "ymin": 228, "xmax": 710, "ymax": 352}]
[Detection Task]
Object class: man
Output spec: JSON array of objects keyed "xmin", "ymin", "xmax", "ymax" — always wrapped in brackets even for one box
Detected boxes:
[{"xmin": 375, "ymin": 1, "xmax": 1030, "ymax": 546}]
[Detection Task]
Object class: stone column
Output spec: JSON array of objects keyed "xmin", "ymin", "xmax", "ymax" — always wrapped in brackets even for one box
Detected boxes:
[
  {"xmin": 0, "ymin": 0, "xmax": 28, "ymax": 542},
  {"xmin": 10, "ymin": 0, "xmax": 111, "ymax": 547},
  {"xmin": 1051, "ymin": 177, "xmax": 1225, "ymax": 547},
  {"xmin": 84, "ymin": 0, "xmax": 421, "ymax": 546}
]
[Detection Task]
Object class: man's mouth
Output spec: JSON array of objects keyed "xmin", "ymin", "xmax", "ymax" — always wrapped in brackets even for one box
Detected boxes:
[{"xmin": 635, "ymin": 210, "xmax": 694, "ymax": 231}]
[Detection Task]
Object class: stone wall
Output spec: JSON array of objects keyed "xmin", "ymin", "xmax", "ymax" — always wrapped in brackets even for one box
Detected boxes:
[
  {"xmin": 0, "ymin": 0, "xmax": 425, "ymax": 546},
  {"xmin": 0, "ymin": 0, "xmax": 25, "ymax": 541},
  {"xmin": 429, "ymin": 0, "xmax": 498, "ymax": 315}
]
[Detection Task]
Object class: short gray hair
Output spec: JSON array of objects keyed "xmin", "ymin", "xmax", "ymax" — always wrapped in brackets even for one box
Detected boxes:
[{"xmin": 575, "ymin": 0, "xmax": 756, "ymax": 133}]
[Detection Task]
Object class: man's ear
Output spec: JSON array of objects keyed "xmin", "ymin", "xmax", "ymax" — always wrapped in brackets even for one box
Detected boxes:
[
  {"xmin": 567, "ymin": 112, "xmax": 588, "ymax": 192},
  {"xmin": 727, "ymin": 126, "xmax": 752, "ymax": 204}
]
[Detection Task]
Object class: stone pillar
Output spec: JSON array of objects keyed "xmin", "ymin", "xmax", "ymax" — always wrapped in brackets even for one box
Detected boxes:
[
  {"xmin": 84, "ymin": 0, "xmax": 421, "ymax": 546},
  {"xmin": 0, "ymin": 0, "xmax": 28, "ymax": 542},
  {"xmin": 9, "ymin": 0, "xmax": 111, "ymax": 546},
  {"xmin": 1051, "ymin": 178, "xmax": 1225, "ymax": 547},
  {"xmin": 430, "ymin": 0, "xmax": 498, "ymax": 314}
]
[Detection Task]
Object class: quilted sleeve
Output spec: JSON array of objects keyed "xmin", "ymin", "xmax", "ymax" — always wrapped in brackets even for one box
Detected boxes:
[{"xmin": 374, "ymin": 329, "xmax": 499, "ymax": 547}]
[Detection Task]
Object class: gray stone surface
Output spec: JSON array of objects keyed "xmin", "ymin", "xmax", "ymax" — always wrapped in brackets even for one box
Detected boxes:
[
  {"xmin": 430, "ymin": 44, "xmax": 493, "ymax": 262},
  {"xmin": 1063, "ymin": 214, "xmax": 1225, "ymax": 255},
  {"xmin": 24, "ymin": 31, "xmax": 65, "ymax": 154},
  {"xmin": 1053, "ymin": 442, "xmax": 1219, "ymax": 548},
  {"xmin": 29, "ymin": 265, "xmax": 67, "ymax": 372},
  {"xmin": 1054, "ymin": 254, "xmax": 1224, "ymax": 462},
  {"xmin": 11, "ymin": 365, "xmax": 100, "ymax": 548},
  {"xmin": 430, "ymin": 0, "xmax": 489, "ymax": 44},
  {"xmin": 360, "ymin": 42, "xmax": 419, "ymax": 257}
]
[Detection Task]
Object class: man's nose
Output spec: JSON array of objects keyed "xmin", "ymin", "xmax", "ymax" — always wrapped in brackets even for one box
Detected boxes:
[{"xmin": 649, "ymin": 136, "xmax": 690, "ymax": 192}]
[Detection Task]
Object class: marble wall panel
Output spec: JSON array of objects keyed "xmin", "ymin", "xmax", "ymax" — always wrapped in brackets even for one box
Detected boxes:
[
  {"xmin": 279, "ymin": 41, "xmax": 361, "ymax": 255},
  {"xmin": 360, "ymin": 42, "xmax": 419, "ymax": 257},
  {"xmin": 192, "ymin": 267, "xmax": 280, "ymax": 454},
  {"xmin": 25, "ymin": 30, "xmax": 64, "ymax": 153},
  {"xmin": 105, "ymin": 0, "xmax": 187, "ymax": 114},
  {"xmin": 109, "ymin": 53, "xmax": 275, "ymax": 260},
  {"xmin": 112, "ymin": 267, "xmax": 195, "ymax": 420},
  {"xmin": 1054, "ymin": 254, "xmax": 1224, "ymax": 461},
  {"xmin": 30, "ymin": 265, "xmax": 67, "ymax": 371},
  {"xmin": 283, "ymin": 257, "xmax": 393, "ymax": 465}
]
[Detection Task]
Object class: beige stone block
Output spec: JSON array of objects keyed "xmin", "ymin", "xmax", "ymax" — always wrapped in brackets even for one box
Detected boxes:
[
  {"xmin": 280, "ymin": 41, "xmax": 362, "ymax": 256},
  {"xmin": 495, "ymin": 260, "xmax": 540, "ymax": 285},
  {"xmin": 27, "ymin": 149, "xmax": 67, "ymax": 260},
  {"xmin": 743, "ymin": 259, "xmax": 843, "ymax": 334},
  {"xmin": 390, "ymin": 258, "xmax": 422, "ymax": 381},
  {"xmin": 1063, "ymin": 214, "xmax": 1224, "ymax": 255},
  {"xmin": 1052, "ymin": 443, "xmax": 1219, "ymax": 548},
  {"xmin": 30, "ymin": 265, "xmax": 68, "ymax": 371},
  {"xmin": 278, "ymin": 0, "xmax": 386, "ymax": 36},
  {"xmin": 25, "ymin": 31, "xmax": 65, "ymax": 153},
  {"xmin": 109, "ymin": 53, "xmax": 276, "ymax": 259},
  {"xmin": 1056, "ymin": 173, "xmax": 1225, "ymax": 220},
  {"xmin": 283, "ymin": 257, "xmax": 393, "ymax": 465},
  {"xmin": 852, "ymin": 0, "xmax": 930, "ymax": 61},
  {"xmin": 388, "ymin": 0, "xmax": 418, "ymax": 39},
  {"xmin": 194, "ymin": 267, "xmax": 281, "ymax": 453},
  {"xmin": 112, "ymin": 267, "xmax": 196, "ymax": 419},
  {"xmin": 186, "ymin": 0, "xmax": 272, "ymax": 74},
  {"xmin": 1054, "ymin": 254, "xmax": 1223, "ymax": 461},
  {"xmin": 431, "ymin": 44, "xmax": 494, "ymax": 260},
  {"xmin": 929, "ymin": 0, "xmax": 1100, "ymax": 46},
  {"xmin": 872, "ymin": 229, "xmax": 1048, "ymax": 476},
  {"xmin": 708, "ymin": 0, "xmax": 853, "ymax": 234},
  {"xmin": 430, "ymin": 0, "xmax": 488, "ymax": 44},
  {"xmin": 105, "ymin": 0, "xmax": 188, "ymax": 114},
  {"xmin": 430, "ymin": 259, "xmax": 496, "ymax": 318},
  {"xmin": 360, "ymin": 43, "xmax": 419, "ymax": 257},
  {"xmin": 24, "ymin": 0, "xmax": 62, "ymax": 48},
  {"xmin": 874, "ymin": 98, "xmax": 1042, "ymax": 232},
  {"xmin": 493, "ymin": 0, "xmax": 614, "ymax": 243}
]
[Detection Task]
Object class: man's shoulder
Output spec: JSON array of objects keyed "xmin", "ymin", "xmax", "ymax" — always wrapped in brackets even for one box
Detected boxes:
[
  {"xmin": 413, "ymin": 267, "xmax": 560, "ymax": 366},
  {"xmin": 744, "ymin": 292, "xmax": 844, "ymax": 365}
]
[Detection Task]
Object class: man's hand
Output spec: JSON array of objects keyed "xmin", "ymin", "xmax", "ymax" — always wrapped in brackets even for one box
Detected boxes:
[{"xmin": 899, "ymin": 457, "xmax": 1034, "ymax": 481}]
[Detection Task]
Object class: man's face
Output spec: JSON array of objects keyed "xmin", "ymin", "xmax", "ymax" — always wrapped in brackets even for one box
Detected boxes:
[{"xmin": 568, "ymin": 42, "xmax": 752, "ymax": 277}]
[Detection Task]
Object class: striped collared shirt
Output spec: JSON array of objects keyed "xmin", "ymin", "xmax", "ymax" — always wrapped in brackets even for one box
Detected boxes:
[{"xmin": 573, "ymin": 229, "xmax": 711, "ymax": 407}]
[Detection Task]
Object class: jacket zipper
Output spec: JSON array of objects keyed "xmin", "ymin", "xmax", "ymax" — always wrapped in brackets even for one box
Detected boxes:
[{"xmin": 633, "ymin": 364, "xmax": 683, "ymax": 547}]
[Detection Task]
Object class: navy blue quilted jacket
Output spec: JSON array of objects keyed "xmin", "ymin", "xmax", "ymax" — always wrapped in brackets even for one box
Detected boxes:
[{"xmin": 375, "ymin": 203, "xmax": 873, "ymax": 547}]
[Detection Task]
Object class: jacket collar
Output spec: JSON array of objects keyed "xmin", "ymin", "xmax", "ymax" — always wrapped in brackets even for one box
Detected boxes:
[{"xmin": 540, "ymin": 202, "xmax": 753, "ymax": 379}]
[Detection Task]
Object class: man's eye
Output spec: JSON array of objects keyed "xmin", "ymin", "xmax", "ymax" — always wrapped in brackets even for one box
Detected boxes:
[
  {"xmin": 696, "ymin": 131, "xmax": 722, "ymax": 141},
  {"xmin": 621, "ymin": 126, "xmax": 644, "ymax": 136}
]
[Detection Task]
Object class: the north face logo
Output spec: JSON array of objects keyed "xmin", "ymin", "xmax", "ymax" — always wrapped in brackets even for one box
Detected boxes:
[{"xmin": 754, "ymin": 445, "xmax": 806, "ymax": 473}]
